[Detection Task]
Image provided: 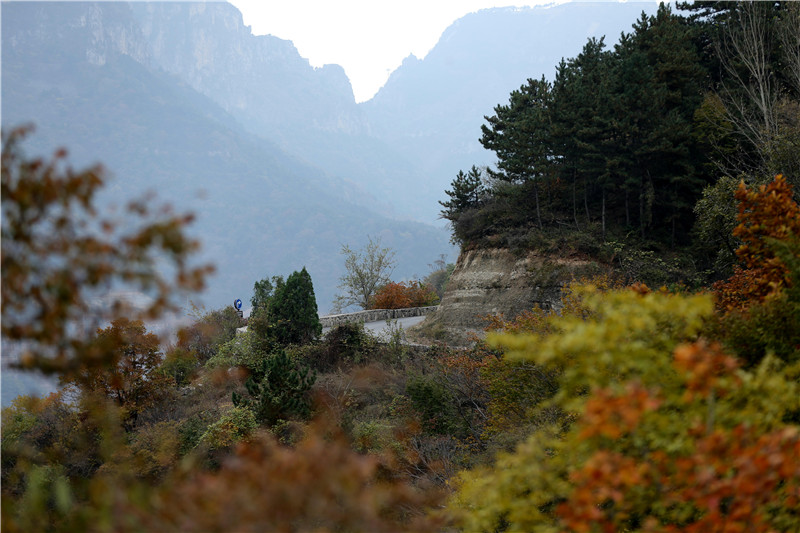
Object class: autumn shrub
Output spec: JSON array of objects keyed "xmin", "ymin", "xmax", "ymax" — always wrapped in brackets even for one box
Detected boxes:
[
  {"xmin": 198, "ymin": 407, "xmax": 258, "ymax": 451},
  {"xmin": 448, "ymin": 286, "xmax": 800, "ymax": 532},
  {"xmin": 709, "ymin": 175, "xmax": 800, "ymax": 367},
  {"xmin": 63, "ymin": 318, "xmax": 174, "ymax": 432},
  {"xmin": 176, "ymin": 305, "xmax": 243, "ymax": 365},
  {"xmin": 369, "ymin": 280, "xmax": 439, "ymax": 309},
  {"xmin": 144, "ymin": 419, "xmax": 446, "ymax": 532},
  {"xmin": 713, "ymin": 175, "xmax": 800, "ymax": 311},
  {"xmin": 102, "ymin": 421, "xmax": 181, "ymax": 483}
]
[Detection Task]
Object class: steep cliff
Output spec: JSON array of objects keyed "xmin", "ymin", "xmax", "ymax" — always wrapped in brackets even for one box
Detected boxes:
[
  {"xmin": 411, "ymin": 248, "xmax": 605, "ymax": 345},
  {"xmin": 129, "ymin": 2, "xmax": 364, "ymax": 138}
]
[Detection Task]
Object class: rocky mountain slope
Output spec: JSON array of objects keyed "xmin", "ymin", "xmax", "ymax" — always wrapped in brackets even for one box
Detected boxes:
[{"xmin": 1, "ymin": 1, "xmax": 450, "ymax": 312}]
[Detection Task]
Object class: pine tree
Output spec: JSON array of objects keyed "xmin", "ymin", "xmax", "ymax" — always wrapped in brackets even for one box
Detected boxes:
[
  {"xmin": 232, "ymin": 350, "xmax": 315, "ymax": 426},
  {"xmin": 439, "ymin": 165, "xmax": 485, "ymax": 223}
]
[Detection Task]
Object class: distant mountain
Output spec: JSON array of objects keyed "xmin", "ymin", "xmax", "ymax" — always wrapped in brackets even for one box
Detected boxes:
[
  {"xmin": 119, "ymin": 3, "xmax": 660, "ymax": 225},
  {"xmin": 125, "ymin": 2, "xmax": 420, "ymax": 220},
  {"xmin": 1, "ymin": 1, "xmax": 452, "ymax": 315},
  {"xmin": 362, "ymin": 2, "xmax": 659, "ymax": 215}
]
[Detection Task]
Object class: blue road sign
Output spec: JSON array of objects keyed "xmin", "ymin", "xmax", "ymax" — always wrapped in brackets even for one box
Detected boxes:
[{"xmin": 234, "ymin": 299, "xmax": 243, "ymax": 310}]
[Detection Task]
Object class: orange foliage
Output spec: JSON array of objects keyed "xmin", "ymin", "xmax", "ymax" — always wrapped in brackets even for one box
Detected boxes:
[
  {"xmin": 557, "ymin": 340, "xmax": 800, "ymax": 532},
  {"xmin": 579, "ymin": 382, "xmax": 661, "ymax": 440},
  {"xmin": 673, "ymin": 339, "xmax": 740, "ymax": 401},
  {"xmin": 369, "ymin": 281, "xmax": 439, "ymax": 309},
  {"xmin": 713, "ymin": 175, "xmax": 800, "ymax": 311}
]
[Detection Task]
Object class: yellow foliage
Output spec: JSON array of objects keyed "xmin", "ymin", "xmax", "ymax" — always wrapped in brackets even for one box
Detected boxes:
[{"xmin": 449, "ymin": 285, "xmax": 800, "ymax": 532}]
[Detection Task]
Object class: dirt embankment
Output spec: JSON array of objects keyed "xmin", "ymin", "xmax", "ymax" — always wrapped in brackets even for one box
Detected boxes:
[{"xmin": 409, "ymin": 248, "xmax": 605, "ymax": 346}]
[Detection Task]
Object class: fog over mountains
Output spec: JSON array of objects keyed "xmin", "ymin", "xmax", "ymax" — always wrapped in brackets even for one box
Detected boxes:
[{"xmin": 2, "ymin": 1, "xmax": 657, "ymax": 316}]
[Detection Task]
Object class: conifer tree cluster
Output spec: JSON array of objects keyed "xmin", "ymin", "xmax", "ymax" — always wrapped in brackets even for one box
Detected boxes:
[{"xmin": 443, "ymin": 3, "xmax": 800, "ymax": 257}]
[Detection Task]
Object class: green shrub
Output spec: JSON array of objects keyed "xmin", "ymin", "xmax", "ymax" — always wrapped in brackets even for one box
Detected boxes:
[
  {"xmin": 296, "ymin": 322, "xmax": 377, "ymax": 372},
  {"xmin": 406, "ymin": 375, "xmax": 457, "ymax": 435},
  {"xmin": 198, "ymin": 407, "xmax": 257, "ymax": 451},
  {"xmin": 160, "ymin": 347, "xmax": 198, "ymax": 387}
]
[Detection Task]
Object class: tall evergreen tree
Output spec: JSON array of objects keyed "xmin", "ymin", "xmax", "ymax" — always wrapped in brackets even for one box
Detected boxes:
[
  {"xmin": 480, "ymin": 76, "xmax": 553, "ymax": 228},
  {"xmin": 268, "ymin": 267, "xmax": 322, "ymax": 345},
  {"xmin": 610, "ymin": 5, "xmax": 707, "ymax": 243},
  {"xmin": 439, "ymin": 165, "xmax": 485, "ymax": 223}
]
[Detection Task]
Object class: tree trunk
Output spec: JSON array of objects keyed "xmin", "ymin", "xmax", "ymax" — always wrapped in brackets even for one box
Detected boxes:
[
  {"xmin": 639, "ymin": 177, "xmax": 646, "ymax": 240},
  {"xmin": 572, "ymin": 170, "xmax": 579, "ymax": 230},
  {"xmin": 602, "ymin": 189, "xmax": 606, "ymax": 242},
  {"xmin": 624, "ymin": 189, "xmax": 629, "ymax": 227},
  {"xmin": 534, "ymin": 181, "xmax": 543, "ymax": 230},
  {"xmin": 584, "ymin": 177, "xmax": 591, "ymax": 223}
]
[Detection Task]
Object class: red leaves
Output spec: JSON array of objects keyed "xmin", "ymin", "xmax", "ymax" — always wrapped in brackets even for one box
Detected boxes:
[
  {"xmin": 659, "ymin": 426, "xmax": 800, "ymax": 533},
  {"xmin": 559, "ymin": 451, "xmax": 652, "ymax": 533}
]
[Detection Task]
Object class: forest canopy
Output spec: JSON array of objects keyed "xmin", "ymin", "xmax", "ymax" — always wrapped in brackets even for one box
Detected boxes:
[{"xmin": 442, "ymin": 2, "xmax": 800, "ymax": 276}]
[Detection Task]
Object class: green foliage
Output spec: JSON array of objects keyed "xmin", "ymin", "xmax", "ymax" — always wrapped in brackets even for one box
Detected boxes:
[
  {"xmin": 267, "ymin": 267, "xmax": 322, "ymax": 345},
  {"xmin": 297, "ymin": 322, "xmax": 377, "ymax": 372},
  {"xmin": 205, "ymin": 330, "xmax": 263, "ymax": 371},
  {"xmin": 603, "ymin": 240, "xmax": 701, "ymax": 287},
  {"xmin": 446, "ymin": 5, "xmax": 711, "ymax": 251},
  {"xmin": 423, "ymin": 255, "xmax": 455, "ymax": 300},
  {"xmin": 248, "ymin": 267, "xmax": 322, "ymax": 347},
  {"xmin": 480, "ymin": 359, "xmax": 560, "ymax": 441},
  {"xmin": 198, "ymin": 407, "xmax": 258, "ymax": 451},
  {"xmin": 440, "ymin": 166, "xmax": 486, "ymax": 241},
  {"xmin": 250, "ymin": 275, "xmax": 277, "ymax": 315},
  {"xmin": 692, "ymin": 174, "xmax": 743, "ymax": 276},
  {"xmin": 714, "ymin": 291, "xmax": 800, "ymax": 368},
  {"xmin": 232, "ymin": 350, "xmax": 316, "ymax": 426},
  {"xmin": 177, "ymin": 414, "xmax": 213, "ymax": 456},
  {"xmin": 406, "ymin": 375, "xmax": 458, "ymax": 435},
  {"xmin": 159, "ymin": 347, "xmax": 196, "ymax": 387}
]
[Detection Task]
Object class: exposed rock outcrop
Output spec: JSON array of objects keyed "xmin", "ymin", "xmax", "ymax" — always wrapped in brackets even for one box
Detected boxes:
[{"xmin": 410, "ymin": 248, "xmax": 605, "ymax": 346}]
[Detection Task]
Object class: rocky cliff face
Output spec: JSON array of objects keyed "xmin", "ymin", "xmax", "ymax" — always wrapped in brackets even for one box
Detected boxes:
[
  {"xmin": 129, "ymin": 2, "xmax": 365, "ymax": 139},
  {"xmin": 3, "ymin": 2, "xmax": 151, "ymax": 67},
  {"xmin": 411, "ymin": 248, "xmax": 604, "ymax": 345}
]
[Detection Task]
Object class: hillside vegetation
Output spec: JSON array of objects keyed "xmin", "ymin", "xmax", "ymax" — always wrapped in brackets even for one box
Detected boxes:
[
  {"xmin": 441, "ymin": 3, "xmax": 800, "ymax": 288},
  {"xmin": 3, "ymin": 3, "xmax": 800, "ymax": 532}
]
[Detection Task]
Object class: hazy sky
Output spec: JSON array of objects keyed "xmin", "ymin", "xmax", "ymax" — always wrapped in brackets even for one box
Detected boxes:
[{"xmin": 228, "ymin": 0, "xmax": 571, "ymax": 102}]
